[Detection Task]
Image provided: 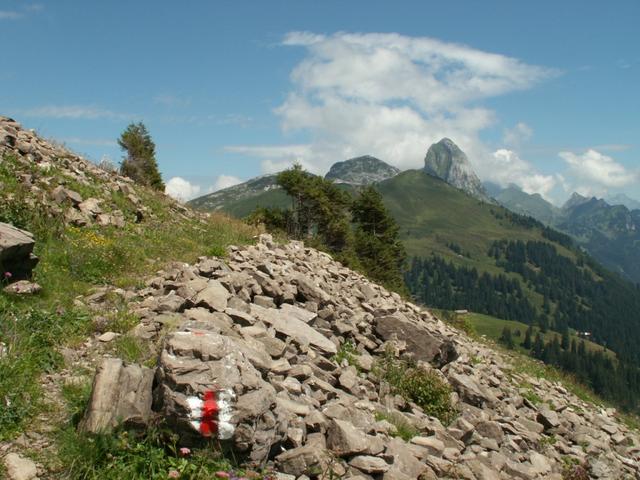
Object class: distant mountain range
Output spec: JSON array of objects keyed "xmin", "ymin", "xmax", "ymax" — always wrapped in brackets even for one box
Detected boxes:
[
  {"xmin": 487, "ymin": 185, "xmax": 640, "ymax": 283},
  {"xmin": 189, "ymin": 138, "xmax": 640, "ymax": 283}
]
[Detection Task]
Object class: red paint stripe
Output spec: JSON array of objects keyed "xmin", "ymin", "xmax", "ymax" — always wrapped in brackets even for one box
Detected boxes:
[{"xmin": 200, "ymin": 390, "xmax": 219, "ymax": 437}]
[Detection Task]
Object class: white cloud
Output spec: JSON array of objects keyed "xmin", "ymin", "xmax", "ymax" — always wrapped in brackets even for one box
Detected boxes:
[
  {"xmin": 21, "ymin": 105, "xmax": 130, "ymax": 120},
  {"xmin": 165, "ymin": 177, "xmax": 201, "ymax": 202},
  {"xmin": 489, "ymin": 149, "xmax": 556, "ymax": 199},
  {"xmin": 153, "ymin": 94, "xmax": 191, "ymax": 108},
  {"xmin": 0, "ymin": 10, "xmax": 22, "ymax": 19},
  {"xmin": 227, "ymin": 31, "xmax": 556, "ymax": 176},
  {"xmin": 559, "ymin": 149, "xmax": 638, "ymax": 188},
  {"xmin": 63, "ymin": 137, "xmax": 118, "ymax": 147},
  {"xmin": 503, "ymin": 122, "xmax": 533, "ymax": 147},
  {"xmin": 211, "ymin": 175, "xmax": 242, "ymax": 192}
]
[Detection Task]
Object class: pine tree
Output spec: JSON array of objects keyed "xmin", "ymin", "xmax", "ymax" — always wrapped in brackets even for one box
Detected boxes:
[
  {"xmin": 118, "ymin": 122, "xmax": 164, "ymax": 191},
  {"xmin": 351, "ymin": 186, "xmax": 406, "ymax": 291},
  {"xmin": 522, "ymin": 325, "xmax": 533, "ymax": 350},
  {"xmin": 500, "ymin": 327, "xmax": 514, "ymax": 349}
]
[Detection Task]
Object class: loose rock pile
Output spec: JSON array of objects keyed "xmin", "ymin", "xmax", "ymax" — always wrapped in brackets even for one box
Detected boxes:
[
  {"xmin": 83, "ymin": 234, "xmax": 640, "ymax": 479},
  {"xmin": 0, "ymin": 115, "xmax": 190, "ymax": 230}
]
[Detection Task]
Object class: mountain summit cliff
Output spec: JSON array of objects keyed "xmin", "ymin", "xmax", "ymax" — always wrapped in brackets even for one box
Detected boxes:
[
  {"xmin": 424, "ymin": 138, "xmax": 489, "ymax": 201},
  {"xmin": 324, "ymin": 155, "xmax": 400, "ymax": 185}
]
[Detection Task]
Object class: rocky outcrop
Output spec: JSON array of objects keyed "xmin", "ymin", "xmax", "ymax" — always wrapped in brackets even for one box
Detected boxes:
[
  {"xmin": 0, "ymin": 116, "xmax": 157, "ymax": 230},
  {"xmin": 424, "ymin": 138, "xmax": 489, "ymax": 201},
  {"xmin": 0, "ymin": 222, "xmax": 38, "ymax": 280},
  {"xmin": 82, "ymin": 234, "xmax": 640, "ymax": 479},
  {"xmin": 324, "ymin": 155, "xmax": 400, "ymax": 185}
]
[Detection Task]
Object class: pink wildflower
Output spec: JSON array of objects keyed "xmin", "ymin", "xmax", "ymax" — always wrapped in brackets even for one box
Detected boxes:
[
  {"xmin": 168, "ymin": 470, "xmax": 180, "ymax": 479},
  {"xmin": 179, "ymin": 447, "xmax": 191, "ymax": 457},
  {"xmin": 3, "ymin": 271, "xmax": 11, "ymax": 279},
  {"xmin": 215, "ymin": 472, "xmax": 231, "ymax": 479}
]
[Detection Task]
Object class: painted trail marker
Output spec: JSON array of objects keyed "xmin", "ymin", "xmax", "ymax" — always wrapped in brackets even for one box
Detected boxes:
[{"xmin": 187, "ymin": 389, "xmax": 236, "ymax": 439}]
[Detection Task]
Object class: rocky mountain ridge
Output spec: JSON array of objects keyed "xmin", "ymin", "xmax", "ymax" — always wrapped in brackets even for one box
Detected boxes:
[
  {"xmin": 325, "ymin": 156, "xmax": 400, "ymax": 185},
  {"xmin": 490, "ymin": 183, "xmax": 640, "ymax": 283},
  {"xmin": 423, "ymin": 138, "xmax": 489, "ymax": 201}
]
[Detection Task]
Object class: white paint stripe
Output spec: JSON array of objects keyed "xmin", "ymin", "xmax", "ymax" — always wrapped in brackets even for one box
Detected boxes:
[{"xmin": 185, "ymin": 390, "xmax": 237, "ymax": 439}]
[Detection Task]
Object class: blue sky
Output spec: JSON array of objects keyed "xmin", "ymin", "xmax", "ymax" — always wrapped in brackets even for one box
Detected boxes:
[{"xmin": 1, "ymin": 0, "xmax": 638, "ymax": 204}]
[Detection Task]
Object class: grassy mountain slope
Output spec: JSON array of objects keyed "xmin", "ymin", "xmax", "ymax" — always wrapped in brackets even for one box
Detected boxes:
[
  {"xmin": 188, "ymin": 174, "xmax": 291, "ymax": 216},
  {"xmin": 377, "ymin": 170, "xmax": 572, "ymax": 276}
]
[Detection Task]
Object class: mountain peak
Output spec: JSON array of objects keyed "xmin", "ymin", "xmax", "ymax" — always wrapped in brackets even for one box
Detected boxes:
[
  {"xmin": 562, "ymin": 192, "xmax": 591, "ymax": 210},
  {"xmin": 424, "ymin": 138, "xmax": 488, "ymax": 200},
  {"xmin": 325, "ymin": 155, "xmax": 400, "ymax": 185}
]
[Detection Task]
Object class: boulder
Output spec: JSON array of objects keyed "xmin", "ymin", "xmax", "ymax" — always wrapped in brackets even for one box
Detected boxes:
[
  {"xmin": 51, "ymin": 185, "xmax": 82, "ymax": 205},
  {"xmin": 0, "ymin": 222, "xmax": 39, "ymax": 280},
  {"xmin": 154, "ymin": 328, "xmax": 284, "ymax": 463},
  {"xmin": 80, "ymin": 358, "xmax": 154, "ymax": 433},
  {"xmin": 3, "ymin": 280, "xmax": 41, "ymax": 295},
  {"xmin": 326, "ymin": 418, "xmax": 369, "ymax": 456},
  {"xmin": 374, "ymin": 313, "xmax": 457, "ymax": 367},
  {"xmin": 3, "ymin": 453, "xmax": 38, "ymax": 480},
  {"xmin": 276, "ymin": 444, "xmax": 333, "ymax": 477}
]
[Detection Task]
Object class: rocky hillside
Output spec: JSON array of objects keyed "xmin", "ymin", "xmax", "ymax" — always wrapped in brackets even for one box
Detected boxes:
[
  {"xmin": 80, "ymin": 234, "xmax": 640, "ymax": 479},
  {"xmin": 423, "ymin": 138, "xmax": 489, "ymax": 201},
  {"xmin": 2, "ymin": 115, "xmax": 640, "ymax": 479},
  {"xmin": 325, "ymin": 156, "xmax": 400, "ymax": 185}
]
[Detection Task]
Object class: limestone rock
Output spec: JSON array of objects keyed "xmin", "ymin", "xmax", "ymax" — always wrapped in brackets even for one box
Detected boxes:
[
  {"xmin": 80, "ymin": 358, "xmax": 154, "ymax": 433},
  {"xmin": 0, "ymin": 222, "xmax": 39, "ymax": 280},
  {"xmin": 3, "ymin": 453, "xmax": 38, "ymax": 480},
  {"xmin": 374, "ymin": 313, "xmax": 457, "ymax": 367}
]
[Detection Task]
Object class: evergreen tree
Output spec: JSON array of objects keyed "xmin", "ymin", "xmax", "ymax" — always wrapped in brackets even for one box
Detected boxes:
[
  {"xmin": 351, "ymin": 186, "xmax": 406, "ymax": 290},
  {"xmin": 118, "ymin": 122, "xmax": 164, "ymax": 190},
  {"xmin": 500, "ymin": 327, "xmax": 514, "ymax": 349},
  {"xmin": 522, "ymin": 325, "xmax": 533, "ymax": 350}
]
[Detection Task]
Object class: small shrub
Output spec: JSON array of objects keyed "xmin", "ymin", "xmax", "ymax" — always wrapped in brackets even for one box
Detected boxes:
[
  {"xmin": 562, "ymin": 458, "xmax": 589, "ymax": 480},
  {"xmin": 374, "ymin": 411, "xmax": 419, "ymax": 441},
  {"xmin": 376, "ymin": 352, "xmax": 457, "ymax": 426},
  {"xmin": 333, "ymin": 340, "xmax": 358, "ymax": 368}
]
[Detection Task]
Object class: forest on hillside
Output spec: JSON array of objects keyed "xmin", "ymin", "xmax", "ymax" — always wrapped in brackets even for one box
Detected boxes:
[{"xmin": 405, "ymin": 240, "xmax": 640, "ymax": 412}]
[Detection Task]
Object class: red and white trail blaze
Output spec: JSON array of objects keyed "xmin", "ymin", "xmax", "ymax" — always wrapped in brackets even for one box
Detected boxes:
[{"xmin": 187, "ymin": 389, "xmax": 235, "ymax": 439}]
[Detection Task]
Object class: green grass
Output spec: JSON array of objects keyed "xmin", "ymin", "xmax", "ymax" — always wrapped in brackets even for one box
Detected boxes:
[
  {"xmin": 374, "ymin": 411, "xmax": 419, "ymax": 441},
  {"xmin": 0, "ymin": 152, "xmax": 258, "ymax": 443},
  {"xmin": 55, "ymin": 425, "xmax": 275, "ymax": 480},
  {"xmin": 465, "ymin": 311, "xmax": 615, "ymax": 357}
]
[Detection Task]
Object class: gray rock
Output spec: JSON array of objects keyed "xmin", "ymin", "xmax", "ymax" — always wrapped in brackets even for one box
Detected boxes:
[
  {"xmin": 80, "ymin": 358, "xmax": 154, "ymax": 433},
  {"xmin": 537, "ymin": 408, "xmax": 560, "ymax": 430},
  {"xmin": 374, "ymin": 313, "xmax": 457, "ymax": 367},
  {"xmin": 0, "ymin": 222, "xmax": 39, "ymax": 280},
  {"xmin": 51, "ymin": 185, "xmax": 82, "ymax": 205},
  {"xmin": 154, "ymin": 328, "xmax": 282, "ymax": 463},
  {"xmin": 349, "ymin": 455, "xmax": 390, "ymax": 474},
  {"xmin": 326, "ymin": 418, "xmax": 369, "ymax": 456},
  {"xmin": 276, "ymin": 445, "xmax": 333, "ymax": 477},
  {"xmin": 3, "ymin": 280, "xmax": 41, "ymax": 295},
  {"xmin": 3, "ymin": 453, "xmax": 38, "ymax": 480},
  {"xmin": 448, "ymin": 373, "xmax": 497, "ymax": 407},
  {"xmin": 194, "ymin": 280, "xmax": 230, "ymax": 311}
]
